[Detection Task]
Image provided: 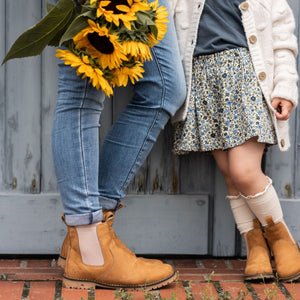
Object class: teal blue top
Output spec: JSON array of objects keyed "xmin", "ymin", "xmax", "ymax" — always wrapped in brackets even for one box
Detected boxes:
[{"xmin": 194, "ymin": 0, "xmax": 248, "ymax": 56}]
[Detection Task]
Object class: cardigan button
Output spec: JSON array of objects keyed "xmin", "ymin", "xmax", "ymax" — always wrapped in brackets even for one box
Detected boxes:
[
  {"xmin": 249, "ymin": 35, "xmax": 257, "ymax": 44},
  {"xmin": 281, "ymin": 139, "xmax": 285, "ymax": 148},
  {"xmin": 258, "ymin": 72, "xmax": 267, "ymax": 81},
  {"xmin": 240, "ymin": 2, "xmax": 249, "ymax": 10}
]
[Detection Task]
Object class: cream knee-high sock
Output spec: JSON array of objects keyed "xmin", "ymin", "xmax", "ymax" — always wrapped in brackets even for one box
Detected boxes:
[
  {"xmin": 227, "ymin": 194, "xmax": 256, "ymax": 235},
  {"xmin": 240, "ymin": 177, "xmax": 283, "ymax": 227},
  {"xmin": 76, "ymin": 222, "xmax": 104, "ymax": 266}
]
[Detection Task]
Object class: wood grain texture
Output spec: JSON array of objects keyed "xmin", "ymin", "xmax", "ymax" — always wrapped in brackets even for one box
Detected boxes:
[{"xmin": 0, "ymin": 0, "xmax": 299, "ymax": 255}]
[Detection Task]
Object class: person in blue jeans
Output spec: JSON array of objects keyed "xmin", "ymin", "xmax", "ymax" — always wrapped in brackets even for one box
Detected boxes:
[{"xmin": 51, "ymin": 0, "xmax": 186, "ymax": 290}]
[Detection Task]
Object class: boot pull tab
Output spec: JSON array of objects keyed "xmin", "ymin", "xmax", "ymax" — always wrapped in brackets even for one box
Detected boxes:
[
  {"xmin": 61, "ymin": 214, "xmax": 67, "ymax": 225},
  {"xmin": 265, "ymin": 216, "xmax": 275, "ymax": 227}
]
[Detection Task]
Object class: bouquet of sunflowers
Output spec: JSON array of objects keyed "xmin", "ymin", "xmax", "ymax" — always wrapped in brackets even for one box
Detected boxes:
[{"xmin": 2, "ymin": 0, "xmax": 168, "ymax": 96}]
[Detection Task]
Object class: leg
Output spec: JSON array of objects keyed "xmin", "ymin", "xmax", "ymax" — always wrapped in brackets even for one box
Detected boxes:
[
  {"xmin": 52, "ymin": 59, "xmax": 105, "ymax": 225},
  {"xmin": 212, "ymin": 149, "xmax": 273, "ymax": 280},
  {"xmin": 98, "ymin": 0, "xmax": 186, "ymax": 207},
  {"xmin": 228, "ymin": 138, "xmax": 269, "ymax": 195},
  {"xmin": 228, "ymin": 138, "xmax": 283, "ymax": 225},
  {"xmin": 228, "ymin": 139, "xmax": 300, "ymax": 281},
  {"xmin": 212, "ymin": 149, "xmax": 255, "ymax": 234},
  {"xmin": 212, "ymin": 149, "xmax": 238, "ymax": 196},
  {"xmin": 58, "ymin": 0, "xmax": 184, "ymax": 288}
]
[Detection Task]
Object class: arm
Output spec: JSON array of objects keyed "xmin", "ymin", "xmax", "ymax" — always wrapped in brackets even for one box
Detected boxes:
[
  {"xmin": 168, "ymin": 0, "xmax": 178, "ymax": 17},
  {"xmin": 271, "ymin": 0, "xmax": 298, "ymax": 108}
]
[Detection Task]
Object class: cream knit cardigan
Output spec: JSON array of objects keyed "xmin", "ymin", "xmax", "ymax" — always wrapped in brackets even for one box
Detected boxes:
[{"xmin": 169, "ymin": 0, "xmax": 298, "ymax": 151}]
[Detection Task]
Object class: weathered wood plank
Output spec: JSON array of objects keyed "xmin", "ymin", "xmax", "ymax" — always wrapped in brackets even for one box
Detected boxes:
[
  {"xmin": 0, "ymin": 194, "xmax": 209, "ymax": 255},
  {"xmin": 147, "ymin": 122, "xmax": 180, "ymax": 194},
  {"xmin": 179, "ymin": 152, "xmax": 215, "ymax": 194},
  {"xmin": 0, "ymin": 0, "xmax": 299, "ymax": 257},
  {"xmin": 293, "ymin": 0, "xmax": 300, "ymax": 199},
  {"xmin": 111, "ymin": 86, "xmax": 149, "ymax": 194},
  {"xmin": 265, "ymin": 0, "xmax": 299, "ymax": 199},
  {"xmin": 212, "ymin": 167, "xmax": 236, "ymax": 256},
  {"xmin": 39, "ymin": 0, "xmax": 58, "ymax": 193},
  {"xmin": 114, "ymin": 194, "xmax": 209, "ymax": 255},
  {"xmin": 5, "ymin": 0, "xmax": 42, "ymax": 193},
  {"xmin": 40, "ymin": 45, "xmax": 59, "ymax": 193},
  {"xmin": 0, "ymin": 0, "xmax": 6, "ymax": 191}
]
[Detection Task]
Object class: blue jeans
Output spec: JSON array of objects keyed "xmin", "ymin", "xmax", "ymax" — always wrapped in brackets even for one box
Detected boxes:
[{"xmin": 51, "ymin": 0, "xmax": 186, "ymax": 226}]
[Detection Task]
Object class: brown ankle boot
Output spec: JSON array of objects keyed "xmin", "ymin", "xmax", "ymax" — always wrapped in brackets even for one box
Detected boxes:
[
  {"xmin": 264, "ymin": 216, "xmax": 300, "ymax": 282},
  {"xmin": 244, "ymin": 219, "xmax": 274, "ymax": 280},
  {"xmin": 57, "ymin": 204, "xmax": 124, "ymax": 268},
  {"xmin": 63, "ymin": 216, "xmax": 176, "ymax": 290},
  {"xmin": 57, "ymin": 203, "xmax": 162, "ymax": 268}
]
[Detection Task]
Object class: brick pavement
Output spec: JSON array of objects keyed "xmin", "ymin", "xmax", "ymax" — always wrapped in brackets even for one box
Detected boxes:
[{"xmin": 0, "ymin": 258, "xmax": 298, "ymax": 299}]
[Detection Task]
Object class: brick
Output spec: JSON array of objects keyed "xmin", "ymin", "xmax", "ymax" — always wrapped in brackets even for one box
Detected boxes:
[
  {"xmin": 189, "ymin": 281, "xmax": 219, "ymax": 300},
  {"xmin": 160, "ymin": 281, "xmax": 186, "ymax": 300},
  {"xmin": 95, "ymin": 289, "xmax": 117, "ymax": 300},
  {"xmin": 179, "ymin": 275, "xmax": 206, "ymax": 281},
  {"xmin": 29, "ymin": 281, "xmax": 56, "ymax": 300},
  {"xmin": 251, "ymin": 282, "xmax": 286, "ymax": 300},
  {"xmin": 211, "ymin": 274, "xmax": 245, "ymax": 281},
  {"xmin": 227, "ymin": 259, "xmax": 246, "ymax": 269},
  {"xmin": 176, "ymin": 267, "xmax": 243, "ymax": 275},
  {"xmin": 0, "ymin": 260, "xmax": 21, "ymax": 268},
  {"xmin": 61, "ymin": 287, "xmax": 88, "ymax": 300},
  {"xmin": 220, "ymin": 282, "xmax": 251, "ymax": 299},
  {"xmin": 0, "ymin": 268, "xmax": 63, "ymax": 274},
  {"xmin": 173, "ymin": 259, "xmax": 198, "ymax": 268},
  {"xmin": 203, "ymin": 259, "xmax": 228, "ymax": 269},
  {"xmin": 129, "ymin": 291, "xmax": 148, "ymax": 300},
  {"xmin": 8, "ymin": 274, "xmax": 63, "ymax": 281},
  {"xmin": 284, "ymin": 282, "xmax": 300, "ymax": 299},
  {"xmin": 0, "ymin": 281, "xmax": 24, "ymax": 300},
  {"xmin": 27, "ymin": 260, "xmax": 52, "ymax": 268}
]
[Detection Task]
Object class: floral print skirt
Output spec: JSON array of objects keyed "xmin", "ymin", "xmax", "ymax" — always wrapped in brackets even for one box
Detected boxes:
[{"xmin": 174, "ymin": 47, "xmax": 276, "ymax": 154}]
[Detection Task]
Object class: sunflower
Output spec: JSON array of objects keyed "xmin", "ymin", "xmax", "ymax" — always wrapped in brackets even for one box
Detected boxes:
[
  {"xmin": 73, "ymin": 19, "xmax": 127, "ymax": 70},
  {"xmin": 56, "ymin": 49, "xmax": 113, "ymax": 96},
  {"xmin": 112, "ymin": 61, "xmax": 144, "ymax": 87},
  {"xmin": 96, "ymin": 0, "xmax": 151, "ymax": 30},
  {"xmin": 95, "ymin": 0, "xmax": 136, "ymax": 29},
  {"xmin": 149, "ymin": 0, "xmax": 169, "ymax": 41},
  {"xmin": 122, "ymin": 40, "xmax": 152, "ymax": 62},
  {"xmin": 147, "ymin": 32, "xmax": 159, "ymax": 47}
]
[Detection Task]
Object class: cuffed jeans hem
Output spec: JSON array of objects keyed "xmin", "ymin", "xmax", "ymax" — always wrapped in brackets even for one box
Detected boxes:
[
  {"xmin": 65, "ymin": 210, "xmax": 103, "ymax": 226},
  {"xmin": 99, "ymin": 195, "xmax": 120, "ymax": 211}
]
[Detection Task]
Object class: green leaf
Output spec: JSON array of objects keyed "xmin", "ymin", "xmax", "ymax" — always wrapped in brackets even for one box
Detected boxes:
[
  {"xmin": 136, "ymin": 11, "xmax": 156, "ymax": 26},
  {"xmin": 59, "ymin": 13, "xmax": 93, "ymax": 45},
  {"xmin": 48, "ymin": 5, "xmax": 83, "ymax": 46},
  {"xmin": 46, "ymin": 2, "xmax": 55, "ymax": 13},
  {"xmin": 2, "ymin": 0, "xmax": 76, "ymax": 65}
]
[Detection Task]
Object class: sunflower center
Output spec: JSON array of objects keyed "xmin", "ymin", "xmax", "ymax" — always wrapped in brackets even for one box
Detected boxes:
[
  {"xmin": 87, "ymin": 33, "xmax": 114, "ymax": 54},
  {"xmin": 103, "ymin": 0, "xmax": 130, "ymax": 14}
]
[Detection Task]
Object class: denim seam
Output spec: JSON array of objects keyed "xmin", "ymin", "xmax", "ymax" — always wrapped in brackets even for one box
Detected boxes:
[
  {"xmin": 150, "ymin": 47, "xmax": 166, "ymax": 109},
  {"xmin": 79, "ymin": 78, "xmax": 92, "ymax": 211},
  {"xmin": 118, "ymin": 48, "xmax": 167, "ymax": 193},
  {"xmin": 119, "ymin": 109, "xmax": 163, "ymax": 193}
]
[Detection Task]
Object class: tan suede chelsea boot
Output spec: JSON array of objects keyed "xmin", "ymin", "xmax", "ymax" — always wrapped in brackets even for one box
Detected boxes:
[
  {"xmin": 244, "ymin": 219, "xmax": 274, "ymax": 280},
  {"xmin": 57, "ymin": 203, "xmax": 162, "ymax": 269},
  {"xmin": 57, "ymin": 204, "xmax": 124, "ymax": 268},
  {"xmin": 264, "ymin": 216, "xmax": 300, "ymax": 282},
  {"xmin": 62, "ymin": 216, "xmax": 176, "ymax": 290}
]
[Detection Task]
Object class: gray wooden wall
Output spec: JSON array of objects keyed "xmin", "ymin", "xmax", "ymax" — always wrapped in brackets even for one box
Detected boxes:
[{"xmin": 0, "ymin": 0, "xmax": 299, "ymax": 257}]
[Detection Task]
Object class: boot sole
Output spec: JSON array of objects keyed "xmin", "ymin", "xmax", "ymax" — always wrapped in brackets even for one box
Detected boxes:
[
  {"xmin": 62, "ymin": 271, "xmax": 177, "ymax": 290},
  {"xmin": 280, "ymin": 271, "xmax": 300, "ymax": 283},
  {"xmin": 244, "ymin": 273, "xmax": 274, "ymax": 281},
  {"xmin": 57, "ymin": 256, "xmax": 66, "ymax": 269}
]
